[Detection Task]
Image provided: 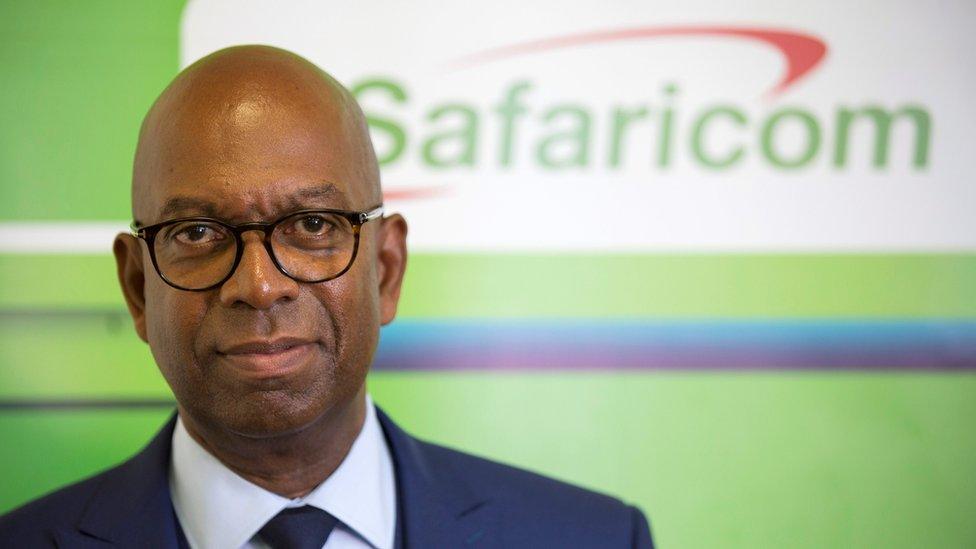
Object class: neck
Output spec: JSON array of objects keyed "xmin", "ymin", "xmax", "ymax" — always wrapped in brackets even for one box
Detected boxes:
[{"xmin": 179, "ymin": 387, "xmax": 368, "ymax": 499}]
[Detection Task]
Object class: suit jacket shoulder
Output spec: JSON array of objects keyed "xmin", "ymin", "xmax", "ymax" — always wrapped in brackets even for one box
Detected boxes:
[
  {"xmin": 0, "ymin": 471, "xmax": 110, "ymax": 545},
  {"xmin": 411, "ymin": 436, "xmax": 653, "ymax": 546},
  {"xmin": 374, "ymin": 407, "xmax": 654, "ymax": 548}
]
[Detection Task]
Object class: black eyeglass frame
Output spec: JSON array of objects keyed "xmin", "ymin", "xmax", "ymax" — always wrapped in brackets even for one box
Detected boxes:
[{"xmin": 131, "ymin": 205, "xmax": 385, "ymax": 292}]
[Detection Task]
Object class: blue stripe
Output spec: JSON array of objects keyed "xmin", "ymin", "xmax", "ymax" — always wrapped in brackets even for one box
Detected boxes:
[{"xmin": 373, "ymin": 319, "xmax": 976, "ymax": 370}]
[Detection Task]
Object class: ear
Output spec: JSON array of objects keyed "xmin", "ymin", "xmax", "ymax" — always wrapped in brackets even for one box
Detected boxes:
[
  {"xmin": 113, "ymin": 233, "xmax": 149, "ymax": 343},
  {"xmin": 375, "ymin": 214, "xmax": 408, "ymax": 326}
]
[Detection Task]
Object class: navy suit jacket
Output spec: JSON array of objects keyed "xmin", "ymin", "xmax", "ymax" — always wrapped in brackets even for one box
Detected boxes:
[{"xmin": 0, "ymin": 405, "xmax": 653, "ymax": 548}]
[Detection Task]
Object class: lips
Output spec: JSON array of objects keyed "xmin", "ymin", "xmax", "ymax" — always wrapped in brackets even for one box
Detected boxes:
[{"xmin": 217, "ymin": 337, "xmax": 318, "ymax": 378}]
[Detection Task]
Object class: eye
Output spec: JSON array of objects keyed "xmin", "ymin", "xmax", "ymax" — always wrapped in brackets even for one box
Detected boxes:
[
  {"xmin": 295, "ymin": 214, "xmax": 335, "ymax": 236},
  {"xmin": 171, "ymin": 223, "xmax": 225, "ymax": 245}
]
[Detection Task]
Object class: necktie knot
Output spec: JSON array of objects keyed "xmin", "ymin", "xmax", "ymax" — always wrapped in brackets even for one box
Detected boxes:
[{"xmin": 257, "ymin": 505, "xmax": 339, "ymax": 549}]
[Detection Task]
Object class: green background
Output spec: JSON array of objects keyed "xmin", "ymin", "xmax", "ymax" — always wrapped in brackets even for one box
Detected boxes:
[{"xmin": 1, "ymin": 2, "xmax": 974, "ymax": 547}]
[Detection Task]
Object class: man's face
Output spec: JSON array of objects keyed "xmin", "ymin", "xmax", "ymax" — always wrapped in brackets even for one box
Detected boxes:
[{"xmin": 114, "ymin": 52, "xmax": 406, "ymax": 438}]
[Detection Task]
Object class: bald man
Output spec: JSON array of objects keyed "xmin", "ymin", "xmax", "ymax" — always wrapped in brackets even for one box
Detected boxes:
[{"xmin": 0, "ymin": 45, "xmax": 653, "ymax": 548}]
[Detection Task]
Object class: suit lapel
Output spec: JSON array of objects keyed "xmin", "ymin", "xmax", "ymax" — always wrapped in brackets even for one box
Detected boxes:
[
  {"xmin": 59, "ymin": 412, "xmax": 187, "ymax": 548},
  {"xmin": 375, "ymin": 406, "xmax": 497, "ymax": 548}
]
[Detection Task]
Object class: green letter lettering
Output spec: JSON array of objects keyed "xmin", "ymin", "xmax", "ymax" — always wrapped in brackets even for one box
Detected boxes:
[{"xmin": 351, "ymin": 78, "xmax": 408, "ymax": 166}]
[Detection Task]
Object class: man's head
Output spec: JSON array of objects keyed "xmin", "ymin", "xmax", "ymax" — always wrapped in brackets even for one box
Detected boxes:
[{"xmin": 113, "ymin": 45, "xmax": 407, "ymax": 440}]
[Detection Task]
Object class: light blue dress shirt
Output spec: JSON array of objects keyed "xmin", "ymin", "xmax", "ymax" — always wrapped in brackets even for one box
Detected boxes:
[{"xmin": 169, "ymin": 393, "xmax": 397, "ymax": 549}]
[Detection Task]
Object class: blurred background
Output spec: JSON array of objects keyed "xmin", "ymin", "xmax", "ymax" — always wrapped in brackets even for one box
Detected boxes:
[{"xmin": 1, "ymin": 1, "xmax": 975, "ymax": 547}]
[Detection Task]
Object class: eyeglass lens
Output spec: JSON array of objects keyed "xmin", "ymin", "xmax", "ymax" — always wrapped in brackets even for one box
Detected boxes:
[{"xmin": 153, "ymin": 211, "xmax": 356, "ymax": 289}]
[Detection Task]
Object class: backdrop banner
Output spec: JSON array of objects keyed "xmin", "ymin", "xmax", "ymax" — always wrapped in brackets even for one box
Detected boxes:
[{"xmin": 1, "ymin": 2, "xmax": 974, "ymax": 547}]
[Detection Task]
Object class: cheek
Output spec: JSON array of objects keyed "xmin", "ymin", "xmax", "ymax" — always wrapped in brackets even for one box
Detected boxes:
[
  {"xmin": 144, "ymin": 278, "xmax": 210, "ymax": 379},
  {"xmin": 352, "ymin": 235, "xmax": 382, "ymax": 309},
  {"xmin": 324, "ymin": 260, "xmax": 380, "ymax": 366}
]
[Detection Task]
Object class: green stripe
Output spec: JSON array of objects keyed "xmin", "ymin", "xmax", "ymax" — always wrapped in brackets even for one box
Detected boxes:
[
  {"xmin": 2, "ymin": 253, "xmax": 976, "ymax": 317},
  {"xmin": 0, "ymin": 255, "xmax": 124, "ymax": 309},
  {"xmin": 0, "ymin": 312, "xmax": 167, "ymax": 398}
]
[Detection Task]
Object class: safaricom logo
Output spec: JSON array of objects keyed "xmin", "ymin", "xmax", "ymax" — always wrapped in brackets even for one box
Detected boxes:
[{"xmin": 352, "ymin": 26, "xmax": 931, "ymax": 172}]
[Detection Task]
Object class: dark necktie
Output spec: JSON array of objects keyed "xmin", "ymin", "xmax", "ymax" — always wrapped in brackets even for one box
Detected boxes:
[{"xmin": 257, "ymin": 505, "xmax": 340, "ymax": 549}]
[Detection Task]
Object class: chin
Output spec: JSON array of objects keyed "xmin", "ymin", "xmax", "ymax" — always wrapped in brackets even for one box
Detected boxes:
[
  {"xmin": 231, "ymin": 390, "xmax": 336, "ymax": 438},
  {"xmin": 175, "ymin": 383, "xmax": 328, "ymax": 440}
]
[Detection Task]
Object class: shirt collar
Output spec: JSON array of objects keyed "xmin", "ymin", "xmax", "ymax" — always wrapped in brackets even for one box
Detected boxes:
[{"xmin": 170, "ymin": 394, "xmax": 396, "ymax": 549}]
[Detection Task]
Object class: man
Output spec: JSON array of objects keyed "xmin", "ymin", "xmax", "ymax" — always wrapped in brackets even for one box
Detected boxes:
[{"xmin": 0, "ymin": 45, "xmax": 653, "ymax": 548}]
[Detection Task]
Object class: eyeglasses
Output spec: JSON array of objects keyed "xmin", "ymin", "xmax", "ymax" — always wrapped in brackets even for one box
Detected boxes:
[{"xmin": 132, "ymin": 205, "xmax": 384, "ymax": 291}]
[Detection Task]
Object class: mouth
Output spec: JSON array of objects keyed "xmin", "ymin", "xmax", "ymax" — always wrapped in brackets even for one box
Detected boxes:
[{"xmin": 216, "ymin": 337, "xmax": 319, "ymax": 379}]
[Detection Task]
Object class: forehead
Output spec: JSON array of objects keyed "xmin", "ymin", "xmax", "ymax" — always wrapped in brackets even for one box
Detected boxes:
[
  {"xmin": 147, "ymin": 182, "xmax": 352, "ymax": 225},
  {"xmin": 132, "ymin": 59, "xmax": 377, "ymax": 223}
]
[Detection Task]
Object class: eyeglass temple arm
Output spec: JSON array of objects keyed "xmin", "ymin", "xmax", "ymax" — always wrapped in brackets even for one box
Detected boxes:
[{"xmin": 360, "ymin": 205, "xmax": 385, "ymax": 224}]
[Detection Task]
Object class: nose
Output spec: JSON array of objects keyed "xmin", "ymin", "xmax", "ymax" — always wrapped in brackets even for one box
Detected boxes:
[{"xmin": 218, "ymin": 230, "xmax": 300, "ymax": 309}]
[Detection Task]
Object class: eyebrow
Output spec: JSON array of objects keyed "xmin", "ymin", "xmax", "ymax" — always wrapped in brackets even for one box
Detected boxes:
[
  {"xmin": 142, "ymin": 184, "xmax": 348, "ymax": 226},
  {"xmin": 156, "ymin": 196, "xmax": 220, "ymax": 220},
  {"xmin": 293, "ymin": 185, "xmax": 347, "ymax": 207}
]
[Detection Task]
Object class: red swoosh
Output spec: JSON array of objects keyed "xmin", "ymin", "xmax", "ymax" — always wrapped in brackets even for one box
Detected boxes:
[
  {"xmin": 448, "ymin": 26, "xmax": 827, "ymax": 98},
  {"xmin": 383, "ymin": 186, "xmax": 448, "ymax": 201}
]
